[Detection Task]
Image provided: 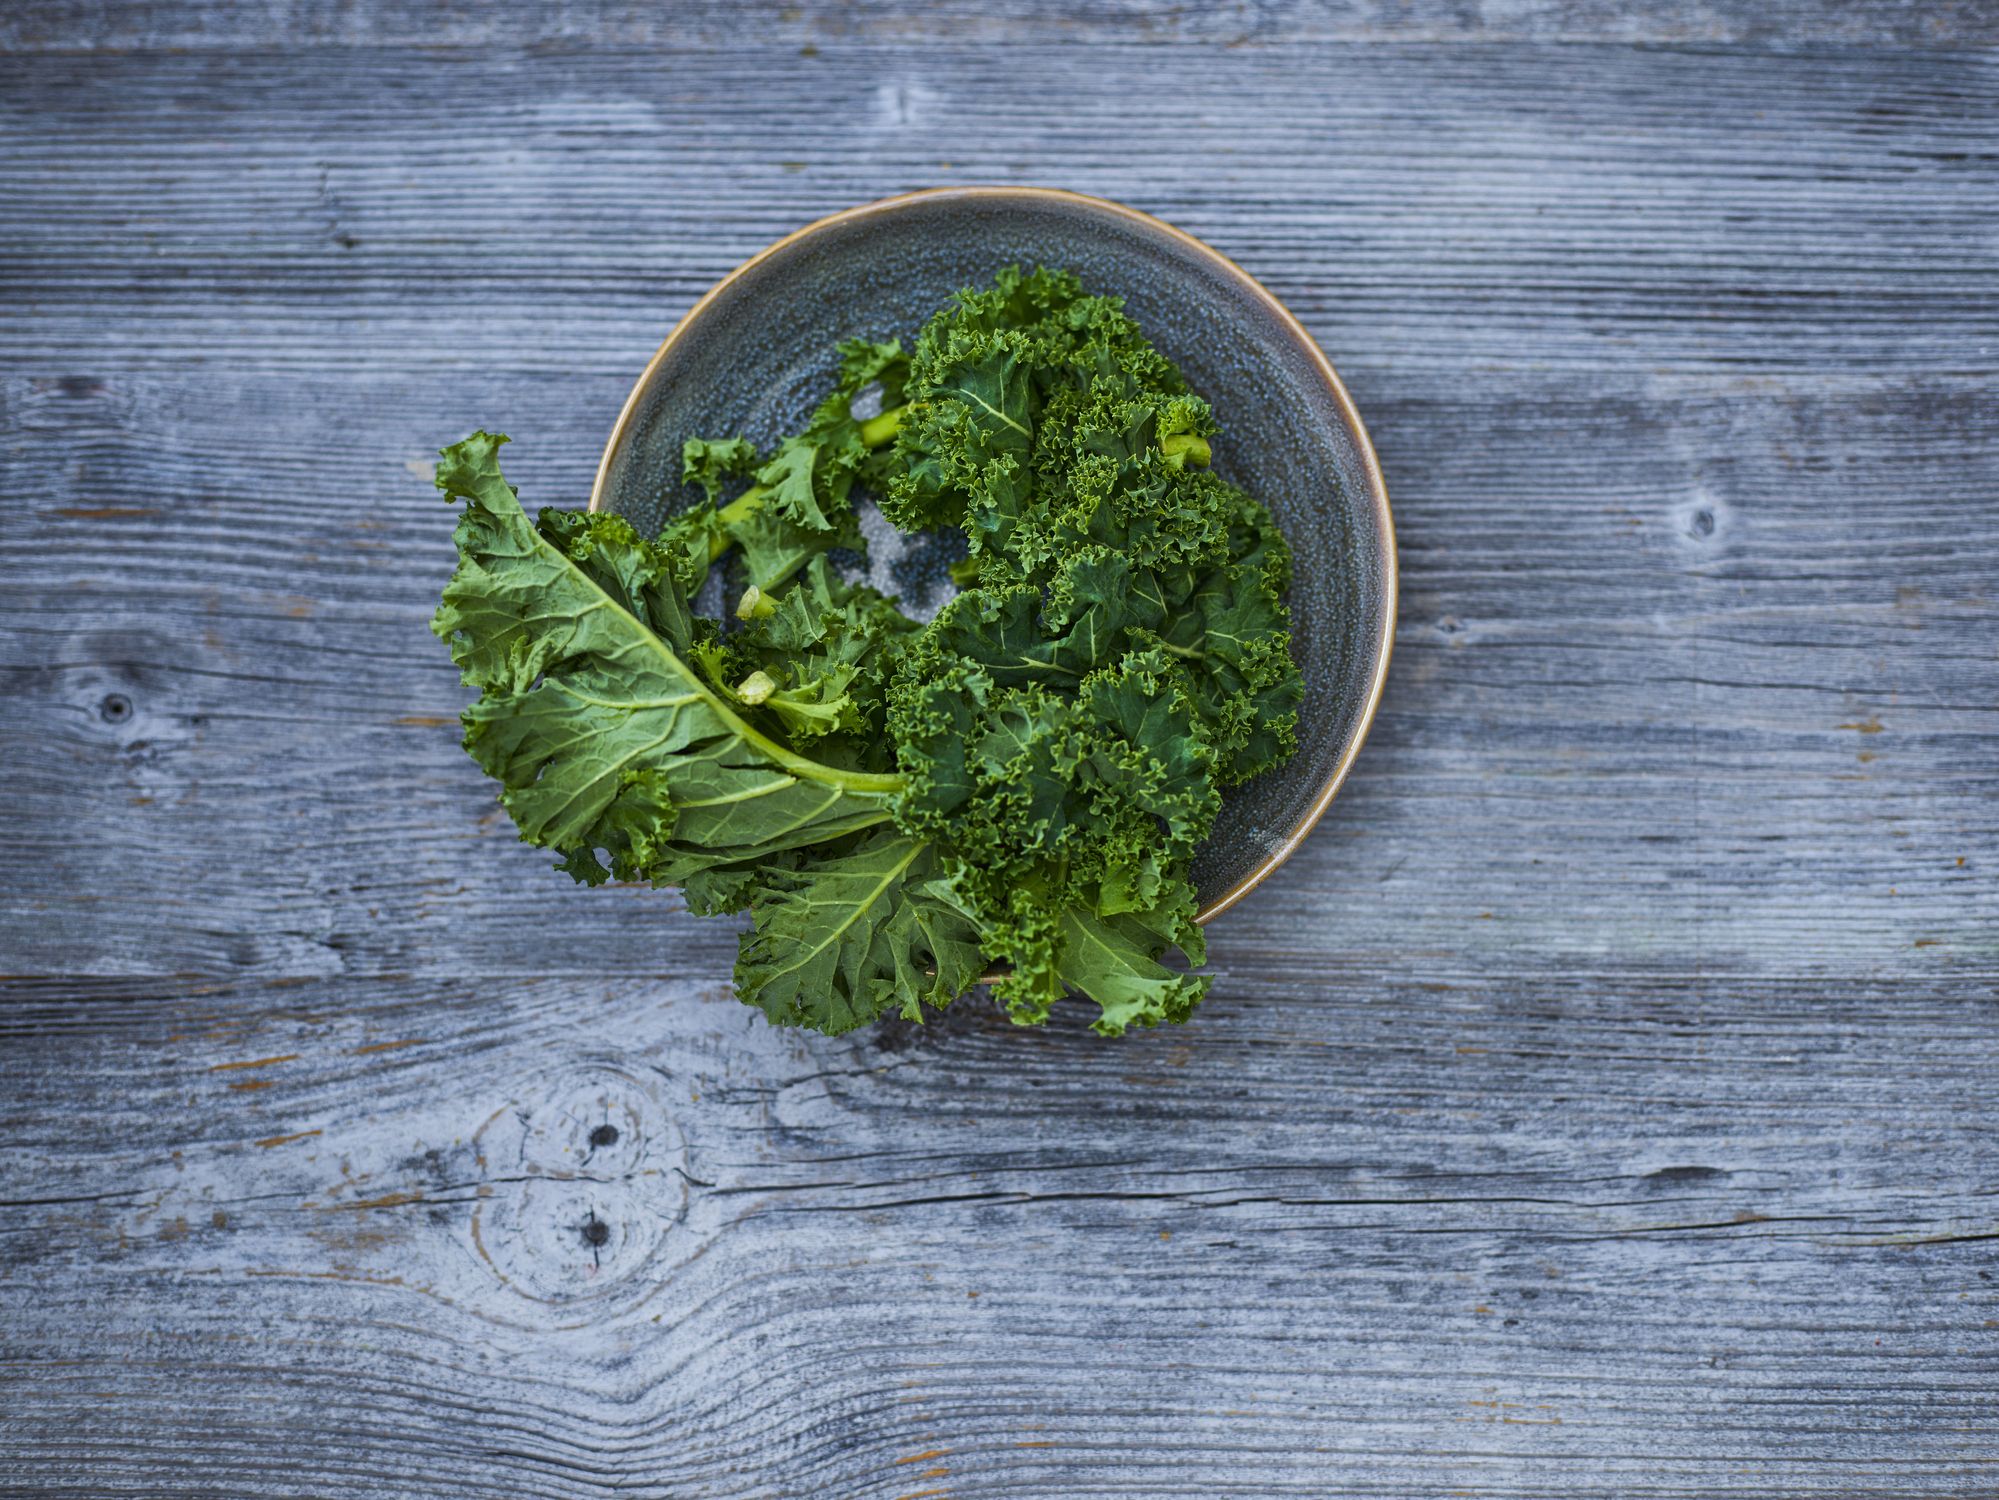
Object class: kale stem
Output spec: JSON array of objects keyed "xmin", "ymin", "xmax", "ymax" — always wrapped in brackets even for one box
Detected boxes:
[
  {"xmin": 709, "ymin": 483, "xmax": 769, "ymax": 562},
  {"xmin": 716, "ymin": 484, "xmax": 768, "ymax": 530},
  {"xmin": 858, "ymin": 402, "xmax": 911, "ymax": 448},
  {"xmin": 755, "ymin": 557, "xmax": 807, "ymax": 593},
  {"xmin": 1155, "ymin": 639, "xmax": 1206, "ymax": 661}
]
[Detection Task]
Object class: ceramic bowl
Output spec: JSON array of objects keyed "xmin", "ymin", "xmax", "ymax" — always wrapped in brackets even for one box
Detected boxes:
[{"xmin": 591, "ymin": 187, "xmax": 1394, "ymax": 921}]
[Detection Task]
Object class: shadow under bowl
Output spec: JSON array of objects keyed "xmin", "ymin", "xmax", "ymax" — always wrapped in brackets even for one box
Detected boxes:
[{"xmin": 592, "ymin": 186, "xmax": 1395, "ymax": 922}]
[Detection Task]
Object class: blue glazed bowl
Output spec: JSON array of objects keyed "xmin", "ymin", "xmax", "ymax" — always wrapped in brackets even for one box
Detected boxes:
[{"xmin": 591, "ymin": 187, "xmax": 1394, "ymax": 921}]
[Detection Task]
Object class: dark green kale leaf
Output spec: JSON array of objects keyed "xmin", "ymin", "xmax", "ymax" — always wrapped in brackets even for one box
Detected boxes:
[
  {"xmin": 886, "ymin": 640, "xmax": 1224, "ymax": 1034},
  {"xmin": 1133, "ymin": 556, "xmax": 1303, "ymax": 787}
]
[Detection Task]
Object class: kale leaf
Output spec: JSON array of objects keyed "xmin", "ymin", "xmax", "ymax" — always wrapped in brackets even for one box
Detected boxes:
[
  {"xmin": 436, "ymin": 266, "xmax": 1306, "ymax": 1037},
  {"xmin": 432, "ymin": 433, "xmax": 901, "ymax": 893}
]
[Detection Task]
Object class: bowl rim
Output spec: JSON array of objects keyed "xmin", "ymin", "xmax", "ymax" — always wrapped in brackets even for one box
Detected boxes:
[{"xmin": 589, "ymin": 184, "xmax": 1396, "ymax": 925}]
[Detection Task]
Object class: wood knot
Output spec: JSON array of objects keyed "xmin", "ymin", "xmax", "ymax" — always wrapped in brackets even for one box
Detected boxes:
[
  {"xmin": 467, "ymin": 1062, "xmax": 691, "ymax": 1312},
  {"xmin": 1673, "ymin": 491, "xmax": 1728, "ymax": 546}
]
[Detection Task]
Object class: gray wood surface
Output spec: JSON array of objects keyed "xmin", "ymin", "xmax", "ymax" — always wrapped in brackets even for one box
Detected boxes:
[{"xmin": 2, "ymin": 5, "xmax": 1995, "ymax": 1495}]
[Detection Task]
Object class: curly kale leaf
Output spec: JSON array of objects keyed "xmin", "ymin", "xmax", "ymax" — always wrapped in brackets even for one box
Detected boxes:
[
  {"xmin": 1135, "ymin": 557, "xmax": 1303, "ymax": 786},
  {"xmin": 681, "ymin": 436, "xmax": 761, "ymax": 506},
  {"xmin": 930, "ymin": 864, "xmax": 1209, "ymax": 1038},
  {"xmin": 751, "ymin": 337, "xmax": 910, "ymax": 533},
  {"xmin": 886, "ymin": 638, "xmax": 1223, "ymax": 1034}
]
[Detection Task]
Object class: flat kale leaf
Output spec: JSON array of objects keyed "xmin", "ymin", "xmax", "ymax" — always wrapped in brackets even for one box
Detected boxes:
[
  {"xmin": 432, "ymin": 433, "xmax": 901, "ymax": 891},
  {"xmin": 736, "ymin": 829, "xmax": 986, "ymax": 1033}
]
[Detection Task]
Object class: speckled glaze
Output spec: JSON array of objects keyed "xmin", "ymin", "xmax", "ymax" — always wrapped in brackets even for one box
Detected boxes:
[{"xmin": 593, "ymin": 187, "xmax": 1395, "ymax": 920}]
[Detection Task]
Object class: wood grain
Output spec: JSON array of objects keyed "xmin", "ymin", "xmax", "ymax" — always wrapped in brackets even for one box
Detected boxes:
[{"xmin": 1, "ymin": 10, "xmax": 1996, "ymax": 1497}]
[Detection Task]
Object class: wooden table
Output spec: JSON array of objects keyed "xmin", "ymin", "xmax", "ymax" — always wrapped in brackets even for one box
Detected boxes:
[{"xmin": 3, "ymin": 4, "xmax": 1995, "ymax": 1495}]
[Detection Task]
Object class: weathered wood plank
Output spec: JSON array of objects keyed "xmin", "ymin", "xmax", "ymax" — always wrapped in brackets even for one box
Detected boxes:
[
  {"xmin": 0, "ymin": 47, "xmax": 1994, "ymax": 379},
  {"xmin": 4, "ymin": 0, "xmax": 1995, "ymax": 50},
  {"xmin": 2, "ymin": 367, "xmax": 1993, "ymax": 980},
  {"xmin": 2, "ymin": 969, "xmax": 1996, "ymax": 1496}
]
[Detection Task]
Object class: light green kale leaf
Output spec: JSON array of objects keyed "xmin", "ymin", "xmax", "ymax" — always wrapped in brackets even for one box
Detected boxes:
[
  {"xmin": 751, "ymin": 337, "xmax": 910, "ymax": 533},
  {"xmin": 681, "ymin": 436, "xmax": 761, "ymax": 505},
  {"xmin": 695, "ymin": 556, "xmax": 917, "ymax": 757}
]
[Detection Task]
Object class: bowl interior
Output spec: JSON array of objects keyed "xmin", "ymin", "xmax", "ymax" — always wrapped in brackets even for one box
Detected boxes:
[{"xmin": 596, "ymin": 190, "xmax": 1392, "ymax": 915}]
